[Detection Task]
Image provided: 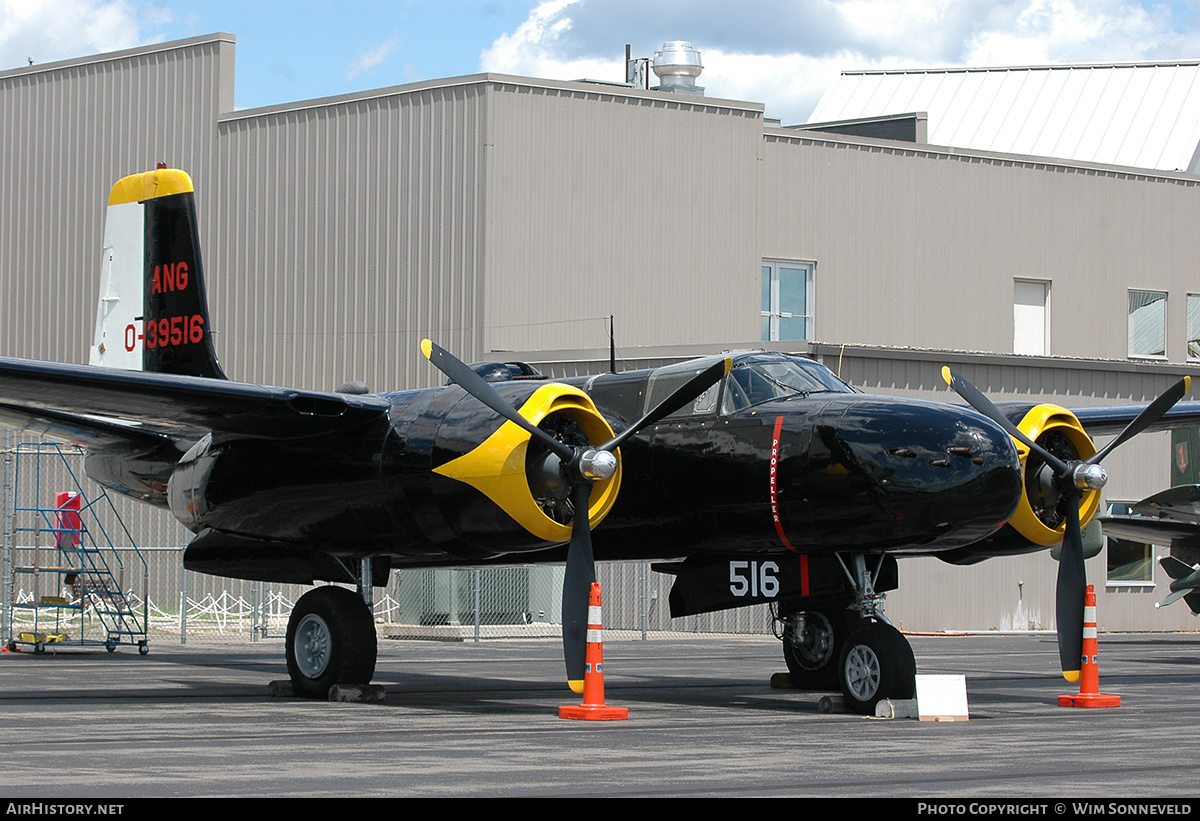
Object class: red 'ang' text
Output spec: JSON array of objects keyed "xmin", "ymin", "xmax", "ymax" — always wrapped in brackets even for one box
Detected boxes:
[{"xmin": 151, "ymin": 262, "xmax": 189, "ymax": 294}]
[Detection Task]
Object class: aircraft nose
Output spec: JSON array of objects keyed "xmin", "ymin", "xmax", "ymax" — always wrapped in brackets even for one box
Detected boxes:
[{"xmin": 804, "ymin": 396, "xmax": 1023, "ymax": 549}]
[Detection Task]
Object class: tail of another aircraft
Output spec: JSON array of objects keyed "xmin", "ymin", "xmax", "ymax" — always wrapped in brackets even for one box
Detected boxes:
[{"xmin": 90, "ymin": 167, "xmax": 226, "ymax": 379}]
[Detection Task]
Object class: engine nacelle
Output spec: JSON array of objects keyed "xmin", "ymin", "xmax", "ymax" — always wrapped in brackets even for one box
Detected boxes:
[
  {"xmin": 1006, "ymin": 403, "xmax": 1100, "ymax": 547},
  {"xmin": 433, "ymin": 382, "xmax": 623, "ymax": 543}
]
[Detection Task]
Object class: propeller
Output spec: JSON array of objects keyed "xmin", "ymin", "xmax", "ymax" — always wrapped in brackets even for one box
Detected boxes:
[
  {"xmin": 942, "ymin": 366, "xmax": 1190, "ymax": 681},
  {"xmin": 423, "ymin": 340, "xmax": 730, "ymax": 691}
]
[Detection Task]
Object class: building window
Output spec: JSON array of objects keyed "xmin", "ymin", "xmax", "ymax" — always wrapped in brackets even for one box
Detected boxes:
[
  {"xmin": 1128, "ymin": 290, "xmax": 1166, "ymax": 358},
  {"xmin": 1188, "ymin": 294, "xmax": 1200, "ymax": 360},
  {"xmin": 1013, "ymin": 279, "xmax": 1049, "ymax": 355},
  {"xmin": 1105, "ymin": 501, "xmax": 1155, "ymax": 584},
  {"xmin": 761, "ymin": 261, "xmax": 812, "ymax": 342}
]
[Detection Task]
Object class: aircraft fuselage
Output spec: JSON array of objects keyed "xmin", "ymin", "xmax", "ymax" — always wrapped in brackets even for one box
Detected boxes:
[{"xmin": 171, "ymin": 354, "xmax": 1023, "ymax": 579}]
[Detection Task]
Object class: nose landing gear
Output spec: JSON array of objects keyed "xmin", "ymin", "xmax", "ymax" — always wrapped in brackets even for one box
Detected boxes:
[{"xmin": 777, "ymin": 552, "xmax": 916, "ymax": 714}]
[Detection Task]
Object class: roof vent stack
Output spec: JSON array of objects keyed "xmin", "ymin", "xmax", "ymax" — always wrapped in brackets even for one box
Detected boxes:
[{"xmin": 652, "ymin": 41, "xmax": 704, "ymax": 96}]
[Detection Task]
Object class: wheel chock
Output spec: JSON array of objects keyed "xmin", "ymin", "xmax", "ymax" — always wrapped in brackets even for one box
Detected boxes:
[
  {"xmin": 1059, "ymin": 585, "xmax": 1120, "ymax": 708},
  {"xmin": 559, "ymin": 583, "xmax": 629, "ymax": 721},
  {"xmin": 817, "ymin": 694, "xmax": 844, "ymax": 713},
  {"xmin": 329, "ymin": 683, "xmax": 387, "ymax": 703}
]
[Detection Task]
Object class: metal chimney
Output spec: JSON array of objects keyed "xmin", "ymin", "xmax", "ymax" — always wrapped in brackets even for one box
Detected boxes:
[{"xmin": 652, "ymin": 40, "xmax": 704, "ymax": 96}]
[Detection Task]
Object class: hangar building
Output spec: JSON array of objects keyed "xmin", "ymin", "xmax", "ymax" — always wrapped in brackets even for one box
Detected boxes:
[{"xmin": 2, "ymin": 33, "xmax": 1199, "ymax": 632}]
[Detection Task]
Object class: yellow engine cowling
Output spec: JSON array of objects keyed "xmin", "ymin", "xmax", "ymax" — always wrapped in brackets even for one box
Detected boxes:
[
  {"xmin": 1006, "ymin": 404, "xmax": 1100, "ymax": 547},
  {"xmin": 433, "ymin": 383, "xmax": 623, "ymax": 543}
]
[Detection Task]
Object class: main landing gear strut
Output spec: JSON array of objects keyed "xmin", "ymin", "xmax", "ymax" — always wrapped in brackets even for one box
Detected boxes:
[
  {"xmin": 284, "ymin": 558, "xmax": 378, "ymax": 699},
  {"xmin": 776, "ymin": 552, "xmax": 915, "ymax": 714}
]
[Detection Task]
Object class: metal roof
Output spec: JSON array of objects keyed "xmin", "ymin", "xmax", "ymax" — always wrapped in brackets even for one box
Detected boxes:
[{"xmin": 807, "ymin": 61, "xmax": 1200, "ymax": 173}]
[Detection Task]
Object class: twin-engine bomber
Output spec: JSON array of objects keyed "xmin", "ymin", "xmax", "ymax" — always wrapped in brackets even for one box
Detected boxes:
[{"xmin": 0, "ymin": 167, "xmax": 1195, "ymax": 712}]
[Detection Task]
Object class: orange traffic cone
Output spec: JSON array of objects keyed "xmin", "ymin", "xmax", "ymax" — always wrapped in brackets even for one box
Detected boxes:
[
  {"xmin": 559, "ymin": 582, "xmax": 629, "ymax": 721},
  {"xmin": 1059, "ymin": 584, "xmax": 1120, "ymax": 708}
]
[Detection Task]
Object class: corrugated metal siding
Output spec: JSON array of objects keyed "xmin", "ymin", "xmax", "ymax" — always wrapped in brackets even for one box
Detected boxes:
[
  {"xmin": 761, "ymin": 131, "xmax": 1200, "ymax": 363},
  {"xmin": 808, "ymin": 63, "xmax": 1200, "ymax": 172},
  {"xmin": 3, "ymin": 36, "xmax": 1200, "ymax": 632},
  {"xmin": 0, "ymin": 35, "xmax": 233, "ymax": 365},
  {"xmin": 483, "ymin": 82, "xmax": 763, "ymax": 353},
  {"xmin": 215, "ymin": 82, "xmax": 487, "ymax": 391}
]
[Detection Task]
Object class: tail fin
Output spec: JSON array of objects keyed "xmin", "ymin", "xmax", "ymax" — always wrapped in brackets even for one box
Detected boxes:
[{"xmin": 90, "ymin": 167, "xmax": 226, "ymax": 379}]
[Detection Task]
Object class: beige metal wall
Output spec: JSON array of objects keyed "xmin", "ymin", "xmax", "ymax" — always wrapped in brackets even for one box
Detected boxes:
[
  {"xmin": 214, "ymin": 79, "xmax": 490, "ymax": 391},
  {"xmin": 3, "ymin": 34, "xmax": 1200, "ymax": 632},
  {"xmin": 0, "ymin": 34, "xmax": 234, "ymax": 364},
  {"xmin": 761, "ymin": 130, "xmax": 1200, "ymax": 364},
  {"xmin": 483, "ymin": 80, "xmax": 764, "ymax": 353}
]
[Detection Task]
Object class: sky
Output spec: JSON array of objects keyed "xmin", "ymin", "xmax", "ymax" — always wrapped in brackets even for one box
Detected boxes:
[{"xmin": 5, "ymin": 0, "xmax": 1200, "ymax": 124}]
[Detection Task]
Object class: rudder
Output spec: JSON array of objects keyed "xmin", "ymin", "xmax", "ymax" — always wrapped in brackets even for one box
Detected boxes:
[{"xmin": 90, "ymin": 167, "xmax": 226, "ymax": 379}]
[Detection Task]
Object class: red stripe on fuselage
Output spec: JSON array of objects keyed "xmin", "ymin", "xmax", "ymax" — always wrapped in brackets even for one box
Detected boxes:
[{"xmin": 770, "ymin": 416, "xmax": 798, "ymax": 554}]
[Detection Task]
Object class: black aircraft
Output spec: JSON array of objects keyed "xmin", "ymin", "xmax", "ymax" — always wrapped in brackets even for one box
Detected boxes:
[
  {"xmin": 1101, "ymin": 485, "xmax": 1200, "ymax": 612},
  {"xmin": 1, "ymin": 168, "xmax": 1196, "ymax": 712}
]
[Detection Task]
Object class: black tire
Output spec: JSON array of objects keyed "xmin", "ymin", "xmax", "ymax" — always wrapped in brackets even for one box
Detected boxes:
[
  {"xmin": 837, "ymin": 622, "xmax": 916, "ymax": 714},
  {"xmin": 286, "ymin": 586, "xmax": 377, "ymax": 699},
  {"xmin": 782, "ymin": 607, "xmax": 859, "ymax": 691}
]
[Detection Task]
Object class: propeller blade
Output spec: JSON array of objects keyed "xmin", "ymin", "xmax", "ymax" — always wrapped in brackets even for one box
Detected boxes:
[
  {"xmin": 604, "ymin": 357, "xmax": 731, "ymax": 452},
  {"xmin": 422, "ymin": 339, "xmax": 573, "ymax": 462},
  {"xmin": 1055, "ymin": 501, "xmax": 1086, "ymax": 682},
  {"xmin": 941, "ymin": 366, "xmax": 1070, "ymax": 475},
  {"xmin": 562, "ymin": 481, "xmax": 595, "ymax": 693},
  {"xmin": 1089, "ymin": 376, "xmax": 1192, "ymax": 464}
]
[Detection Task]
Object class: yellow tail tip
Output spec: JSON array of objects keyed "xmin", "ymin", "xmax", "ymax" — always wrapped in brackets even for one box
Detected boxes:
[
  {"xmin": 1185, "ymin": 375, "xmax": 1192, "ymax": 393},
  {"xmin": 940, "ymin": 365, "xmax": 952, "ymax": 386},
  {"xmin": 1063, "ymin": 670, "xmax": 1080, "ymax": 683},
  {"xmin": 420, "ymin": 339, "xmax": 433, "ymax": 360},
  {"xmin": 568, "ymin": 679, "xmax": 585, "ymax": 694}
]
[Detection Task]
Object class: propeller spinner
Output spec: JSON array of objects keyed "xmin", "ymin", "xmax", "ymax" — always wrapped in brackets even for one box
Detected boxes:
[
  {"xmin": 423, "ymin": 340, "xmax": 731, "ymax": 691},
  {"xmin": 943, "ymin": 366, "xmax": 1190, "ymax": 681}
]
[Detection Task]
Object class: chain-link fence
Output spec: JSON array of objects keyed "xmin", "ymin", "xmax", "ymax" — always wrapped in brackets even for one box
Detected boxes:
[
  {"xmin": 8, "ymin": 550, "xmax": 776, "ymax": 644},
  {"xmin": 2, "ymin": 440, "xmax": 775, "ymax": 647}
]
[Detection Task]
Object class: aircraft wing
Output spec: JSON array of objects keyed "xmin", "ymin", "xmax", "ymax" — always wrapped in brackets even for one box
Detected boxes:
[
  {"xmin": 0, "ymin": 356, "xmax": 392, "ymax": 440},
  {"xmin": 1099, "ymin": 485, "xmax": 1200, "ymax": 614},
  {"xmin": 1098, "ymin": 485, "xmax": 1200, "ymax": 544},
  {"xmin": 0, "ymin": 355, "xmax": 394, "ymax": 504},
  {"xmin": 1071, "ymin": 401, "xmax": 1200, "ymax": 437}
]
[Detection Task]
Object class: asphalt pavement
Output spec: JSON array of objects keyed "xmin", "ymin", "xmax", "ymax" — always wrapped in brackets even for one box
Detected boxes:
[{"xmin": 0, "ymin": 631, "xmax": 1197, "ymax": 798}]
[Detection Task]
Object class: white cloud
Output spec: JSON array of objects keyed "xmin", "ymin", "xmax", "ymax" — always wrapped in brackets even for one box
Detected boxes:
[
  {"xmin": 346, "ymin": 36, "xmax": 399, "ymax": 81},
  {"xmin": 481, "ymin": 0, "xmax": 1200, "ymax": 123},
  {"xmin": 0, "ymin": 0, "xmax": 146, "ymax": 71}
]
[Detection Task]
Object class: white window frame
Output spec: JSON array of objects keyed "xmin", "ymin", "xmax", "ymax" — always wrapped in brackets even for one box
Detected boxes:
[
  {"xmin": 1187, "ymin": 293, "xmax": 1200, "ymax": 362},
  {"xmin": 761, "ymin": 260, "xmax": 814, "ymax": 342},
  {"xmin": 1128, "ymin": 289, "xmax": 1167, "ymax": 360},
  {"xmin": 1104, "ymin": 501, "xmax": 1157, "ymax": 588}
]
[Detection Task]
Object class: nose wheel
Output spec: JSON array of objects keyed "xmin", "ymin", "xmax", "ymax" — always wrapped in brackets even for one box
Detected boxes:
[
  {"xmin": 780, "ymin": 607, "xmax": 861, "ymax": 691},
  {"xmin": 838, "ymin": 622, "xmax": 916, "ymax": 714}
]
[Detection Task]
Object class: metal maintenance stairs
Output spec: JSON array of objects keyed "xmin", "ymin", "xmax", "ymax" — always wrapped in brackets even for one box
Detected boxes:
[{"xmin": 3, "ymin": 441, "xmax": 148, "ymax": 654}]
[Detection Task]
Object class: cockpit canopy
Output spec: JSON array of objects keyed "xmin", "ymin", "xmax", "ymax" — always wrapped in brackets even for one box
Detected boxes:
[{"xmin": 644, "ymin": 352, "xmax": 854, "ymax": 420}]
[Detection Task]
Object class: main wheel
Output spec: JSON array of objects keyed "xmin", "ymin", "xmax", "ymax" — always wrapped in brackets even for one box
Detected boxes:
[
  {"xmin": 838, "ymin": 622, "xmax": 916, "ymax": 714},
  {"xmin": 286, "ymin": 586, "xmax": 377, "ymax": 699},
  {"xmin": 782, "ymin": 607, "xmax": 859, "ymax": 691}
]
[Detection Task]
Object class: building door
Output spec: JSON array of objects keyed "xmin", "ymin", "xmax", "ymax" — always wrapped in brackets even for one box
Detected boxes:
[{"xmin": 1013, "ymin": 279, "xmax": 1049, "ymax": 355}]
